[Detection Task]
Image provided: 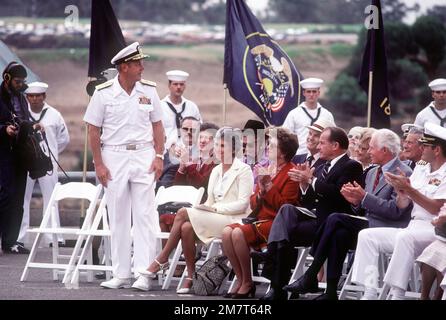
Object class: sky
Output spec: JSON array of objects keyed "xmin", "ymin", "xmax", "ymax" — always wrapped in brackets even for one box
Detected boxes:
[{"xmin": 246, "ymin": 0, "xmax": 445, "ymax": 23}]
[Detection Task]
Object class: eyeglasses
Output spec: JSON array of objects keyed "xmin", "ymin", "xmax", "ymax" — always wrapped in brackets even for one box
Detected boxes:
[
  {"xmin": 181, "ymin": 127, "xmax": 194, "ymax": 133},
  {"xmin": 433, "ymin": 91, "xmax": 446, "ymax": 94}
]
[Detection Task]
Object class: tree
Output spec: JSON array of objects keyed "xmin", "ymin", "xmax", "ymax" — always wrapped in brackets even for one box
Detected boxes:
[
  {"xmin": 412, "ymin": 16, "xmax": 446, "ymax": 77},
  {"xmin": 326, "ymin": 73, "xmax": 368, "ymax": 118},
  {"xmin": 269, "ymin": 0, "xmax": 416, "ymax": 24},
  {"xmin": 426, "ymin": 5, "xmax": 446, "ymax": 25}
]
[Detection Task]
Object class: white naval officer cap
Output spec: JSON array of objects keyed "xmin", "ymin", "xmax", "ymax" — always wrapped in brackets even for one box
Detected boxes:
[
  {"xmin": 25, "ymin": 81, "xmax": 48, "ymax": 94},
  {"xmin": 111, "ymin": 42, "xmax": 149, "ymax": 65},
  {"xmin": 419, "ymin": 122, "xmax": 446, "ymax": 145},
  {"xmin": 401, "ymin": 123, "xmax": 423, "ymax": 136},
  {"xmin": 428, "ymin": 78, "xmax": 446, "ymax": 92},
  {"xmin": 300, "ymin": 77, "xmax": 324, "ymax": 89},
  {"xmin": 166, "ymin": 70, "xmax": 189, "ymax": 82},
  {"xmin": 307, "ymin": 118, "xmax": 335, "ymax": 133}
]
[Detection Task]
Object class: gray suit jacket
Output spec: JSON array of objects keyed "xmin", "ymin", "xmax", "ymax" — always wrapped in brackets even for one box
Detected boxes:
[{"xmin": 353, "ymin": 158, "xmax": 413, "ymax": 228}]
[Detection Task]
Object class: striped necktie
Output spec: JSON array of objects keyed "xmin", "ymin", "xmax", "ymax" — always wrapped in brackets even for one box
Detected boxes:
[
  {"xmin": 306, "ymin": 155, "xmax": 315, "ymax": 167},
  {"xmin": 321, "ymin": 161, "xmax": 331, "ymax": 180},
  {"xmin": 372, "ymin": 167, "xmax": 383, "ymax": 192}
]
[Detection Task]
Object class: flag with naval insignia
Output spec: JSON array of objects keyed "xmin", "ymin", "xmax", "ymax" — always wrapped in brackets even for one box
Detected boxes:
[
  {"xmin": 223, "ymin": 0, "xmax": 303, "ymax": 126},
  {"xmin": 359, "ymin": 0, "xmax": 391, "ymax": 129},
  {"xmin": 88, "ymin": 0, "xmax": 126, "ymax": 78}
]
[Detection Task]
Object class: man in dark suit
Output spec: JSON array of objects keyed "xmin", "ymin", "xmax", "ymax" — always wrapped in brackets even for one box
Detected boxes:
[
  {"xmin": 0, "ymin": 62, "xmax": 32, "ymax": 254},
  {"xmin": 283, "ymin": 129, "xmax": 413, "ymax": 300},
  {"xmin": 258, "ymin": 127, "xmax": 363, "ymax": 300}
]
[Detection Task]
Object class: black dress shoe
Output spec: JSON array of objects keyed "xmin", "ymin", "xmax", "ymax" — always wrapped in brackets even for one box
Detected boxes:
[
  {"xmin": 95, "ymin": 272, "xmax": 106, "ymax": 280},
  {"xmin": 313, "ymin": 293, "xmax": 338, "ymax": 301},
  {"xmin": 282, "ymin": 274, "xmax": 319, "ymax": 294},
  {"xmin": 223, "ymin": 292, "xmax": 236, "ymax": 298},
  {"xmin": 259, "ymin": 288, "xmax": 287, "ymax": 301},
  {"xmin": 5, "ymin": 243, "xmax": 30, "ymax": 254}
]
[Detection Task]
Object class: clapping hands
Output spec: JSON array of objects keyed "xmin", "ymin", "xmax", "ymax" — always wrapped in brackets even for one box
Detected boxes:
[{"xmin": 340, "ymin": 181, "xmax": 365, "ymax": 206}]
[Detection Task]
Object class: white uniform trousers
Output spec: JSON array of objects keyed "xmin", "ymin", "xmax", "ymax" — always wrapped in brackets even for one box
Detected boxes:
[
  {"xmin": 102, "ymin": 147, "xmax": 159, "ymax": 279},
  {"xmin": 351, "ymin": 219, "xmax": 436, "ymax": 290},
  {"xmin": 18, "ymin": 171, "xmax": 62, "ymax": 245}
]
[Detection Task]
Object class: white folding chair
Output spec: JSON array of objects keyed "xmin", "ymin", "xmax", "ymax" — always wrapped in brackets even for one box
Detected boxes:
[
  {"xmin": 21, "ymin": 182, "xmax": 103, "ymax": 282},
  {"xmin": 151, "ymin": 185, "xmax": 205, "ymax": 289},
  {"xmin": 64, "ymin": 194, "xmax": 113, "ymax": 287}
]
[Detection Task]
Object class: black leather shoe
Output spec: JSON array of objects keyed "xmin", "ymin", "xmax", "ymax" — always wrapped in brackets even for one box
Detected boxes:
[
  {"xmin": 313, "ymin": 293, "xmax": 338, "ymax": 301},
  {"xmin": 250, "ymin": 250, "xmax": 270, "ymax": 264},
  {"xmin": 5, "ymin": 243, "xmax": 30, "ymax": 254},
  {"xmin": 282, "ymin": 274, "xmax": 319, "ymax": 294},
  {"xmin": 259, "ymin": 288, "xmax": 287, "ymax": 301},
  {"xmin": 95, "ymin": 272, "xmax": 106, "ymax": 280}
]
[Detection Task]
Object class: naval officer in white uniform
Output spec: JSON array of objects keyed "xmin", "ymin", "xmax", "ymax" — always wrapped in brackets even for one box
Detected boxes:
[
  {"xmin": 18, "ymin": 82, "xmax": 70, "ymax": 247},
  {"xmin": 84, "ymin": 42, "xmax": 165, "ymax": 289},
  {"xmin": 351, "ymin": 122, "xmax": 446, "ymax": 299},
  {"xmin": 414, "ymin": 78, "xmax": 446, "ymax": 128},
  {"xmin": 282, "ymin": 77, "xmax": 335, "ymax": 155}
]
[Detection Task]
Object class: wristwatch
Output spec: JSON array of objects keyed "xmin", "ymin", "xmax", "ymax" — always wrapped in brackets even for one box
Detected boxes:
[{"xmin": 155, "ymin": 153, "xmax": 164, "ymax": 160}]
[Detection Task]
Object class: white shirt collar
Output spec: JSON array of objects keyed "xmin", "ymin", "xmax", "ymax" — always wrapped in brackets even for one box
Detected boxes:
[{"xmin": 327, "ymin": 152, "xmax": 347, "ymax": 172}]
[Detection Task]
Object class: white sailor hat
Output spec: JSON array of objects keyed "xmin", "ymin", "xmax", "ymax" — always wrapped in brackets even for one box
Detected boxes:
[
  {"xmin": 166, "ymin": 70, "xmax": 189, "ymax": 82},
  {"xmin": 307, "ymin": 118, "xmax": 335, "ymax": 133},
  {"xmin": 300, "ymin": 78, "xmax": 324, "ymax": 89},
  {"xmin": 401, "ymin": 123, "xmax": 423, "ymax": 136},
  {"xmin": 25, "ymin": 81, "xmax": 48, "ymax": 94},
  {"xmin": 428, "ymin": 78, "xmax": 446, "ymax": 92},
  {"xmin": 419, "ymin": 122, "xmax": 446, "ymax": 145},
  {"xmin": 111, "ymin": 42, "xmax": 149, "ymax": 65}
]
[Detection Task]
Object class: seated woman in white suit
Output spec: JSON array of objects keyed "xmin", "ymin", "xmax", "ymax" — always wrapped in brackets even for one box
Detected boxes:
[{"xmin": 133, "ymin": 127, "xmax": 254, "ymax": 293}]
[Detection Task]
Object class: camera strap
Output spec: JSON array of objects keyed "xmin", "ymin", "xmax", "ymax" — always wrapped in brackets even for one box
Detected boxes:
[{"xmin": 29, "ymin": 108, "xmax": 71, "ymax": 181}]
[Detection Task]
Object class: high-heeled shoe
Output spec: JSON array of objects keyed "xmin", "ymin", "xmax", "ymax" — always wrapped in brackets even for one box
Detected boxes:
[
  {"xmin": 140, "ymin": 259, "xmax": 169, "ymax": 279},
  {"xmin": 232, "ymin": 284, "xmax": 256, "ymax": 299},
  {"xmin": 176, "ymin": 278, "xmax": 193, "ymax": 294}
]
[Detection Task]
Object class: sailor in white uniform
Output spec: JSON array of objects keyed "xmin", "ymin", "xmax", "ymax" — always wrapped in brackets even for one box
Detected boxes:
[
  {"xmin": 282, "ymin": 77, "xmax": 335, "ymax": 155},
  {"xmin": 414, "ymin": 78, "xmax": 446, "ymax": 128},
  {"xmin": 161, "ymin": 70, "xmax": 201, "ymax": 152},
  {"xmin": 18, "ymin": 82, "xmax": 70, "ymax": 246},
  {"xmin": 83, "ymin": 42, "xmax": 165, "ymax": 289}
]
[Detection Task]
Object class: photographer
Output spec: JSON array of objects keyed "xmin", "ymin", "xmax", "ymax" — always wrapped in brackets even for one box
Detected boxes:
[{"xmin": 0, "ymin": 62, "xmax": 33, "ymax": 254}]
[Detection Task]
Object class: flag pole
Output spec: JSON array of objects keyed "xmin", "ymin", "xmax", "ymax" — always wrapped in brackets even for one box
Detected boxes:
[
  {"xmin": 367, "ymin": 71, "xmax": 373, "ymax": 128},
  {"xmin": 80, "ymin": 80, "xmax": 92, "ymax": 225},
  {"xmin": 223, "ymin": 83, "xmax": 228, "ymax": 126}
]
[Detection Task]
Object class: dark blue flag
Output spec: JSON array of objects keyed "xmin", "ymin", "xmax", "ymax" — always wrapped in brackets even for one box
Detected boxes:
[
  {"xmin": 88, "ymin": 0, "xmax": 126, "ymax": 78},
  {"xmin": 359, "ymin": 0, "xmax": 391, "ymax": 129},
  {"xmin": 224, "ymin": 0, "xmax": 303, "ymax": 126}
]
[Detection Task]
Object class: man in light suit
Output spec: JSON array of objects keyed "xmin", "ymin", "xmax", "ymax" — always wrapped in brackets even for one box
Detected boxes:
[
  {"xmin": 283, "ymin": 129, "xmax": 413, "ymax": 300},
  {"xmin": 259, "ymin": 127, "xmax": 363, "ymax": 300}
]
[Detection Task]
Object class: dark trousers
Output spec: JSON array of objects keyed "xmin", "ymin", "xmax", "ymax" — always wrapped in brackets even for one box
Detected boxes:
[
  {"xmin": 307, "ymin": 213, "xmax": 368, "ymax": 283},
  {"xmin": 0, "ymin": 157, "xmax": 27, "ymax": 248},
  {"xmin": 263, "ymin": 204, "xmax": 319, "ymax": 290}
]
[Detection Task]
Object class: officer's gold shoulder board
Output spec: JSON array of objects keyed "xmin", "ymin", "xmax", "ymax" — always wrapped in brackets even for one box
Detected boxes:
[
  {"xmin": 416, "ymin": 160, "xmax": 427, "ymax": 166},
  {"xmin": 95, "ymin": 80, "xmax": 113, "ymax": 91},
  {"xmin": 140, "ymin": 79, "xmax": 157, "ymax": 87}
]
